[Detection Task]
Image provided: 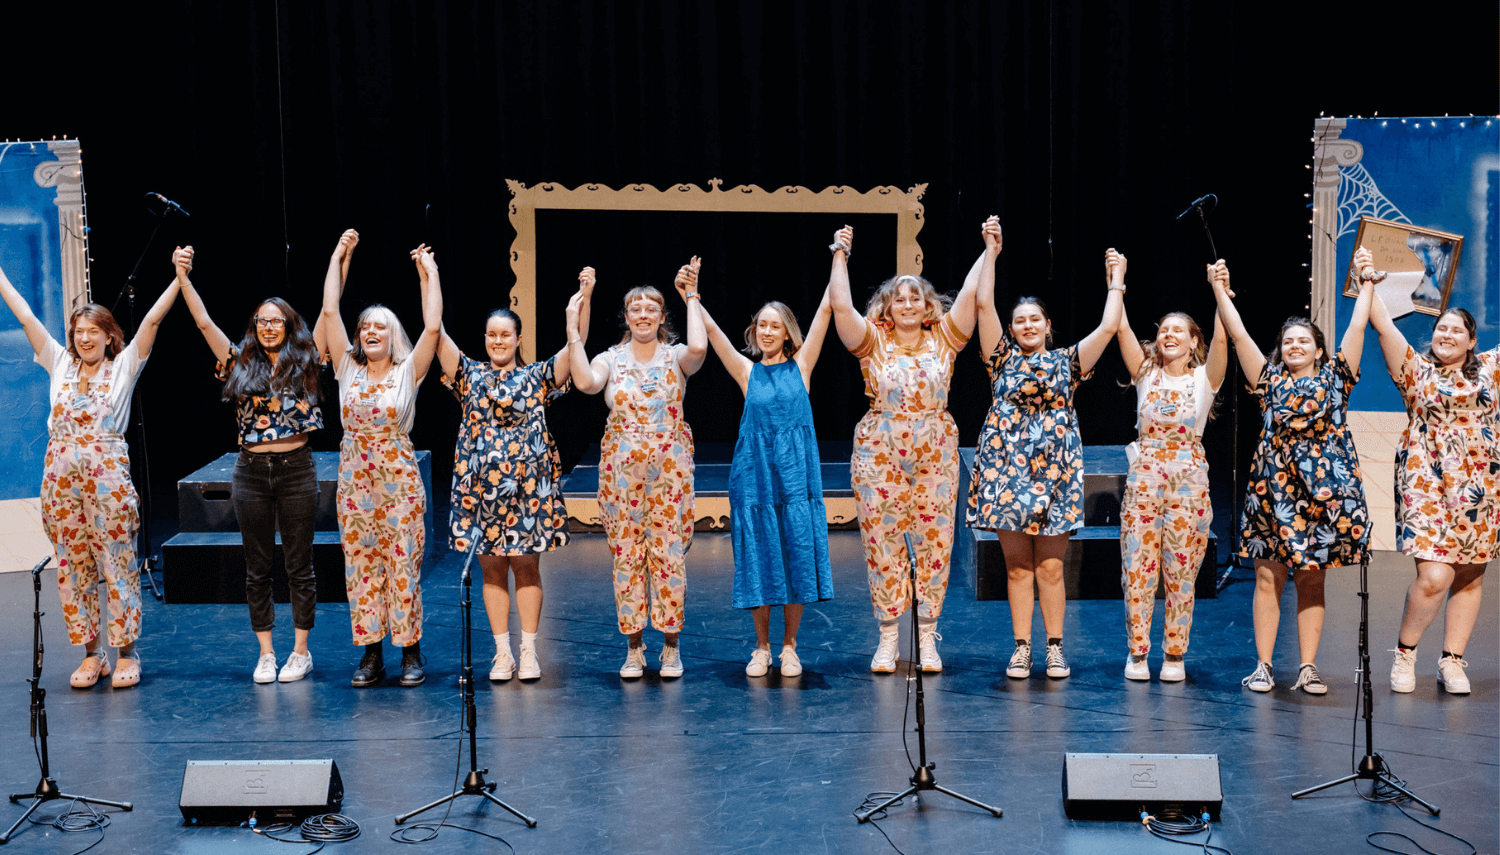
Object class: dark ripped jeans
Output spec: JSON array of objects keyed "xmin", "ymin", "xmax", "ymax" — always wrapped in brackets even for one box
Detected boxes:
[{"xmin": 232, "ymin": 445, "xmax": 319, "ymax": 632}]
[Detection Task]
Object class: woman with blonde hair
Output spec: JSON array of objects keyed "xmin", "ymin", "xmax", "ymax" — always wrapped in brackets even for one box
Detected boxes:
[
  {"xmin": 569, "ymin": 262, "xmax": 707, "ymax": 679},
  {"xmin": 316, "ymin": 230, "xmax": 442, "ymax": 687},
  {"xmin": 827, "ymin": 223, "xmax": 984, "ymax": 673},
  {"xmin": 0, "ymin": 250, "xmax": 183, "ymax": 688},
  {"xmin": 1115, "ymin": 262, "xmax": 1228, "ymax": 682}
]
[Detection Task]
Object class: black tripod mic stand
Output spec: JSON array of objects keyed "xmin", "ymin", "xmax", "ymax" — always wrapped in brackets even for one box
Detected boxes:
[
  {"xmin": 1291, "ymin": 554, "xmax": 1438, "ymax": 813},
  {"xmin": 854, "ymin": 534, "xmax": 1003, "ymax": 823},
  {"xmin": 2, "ymin": 557, "xmax": 133, "ymax": 844},
  {"xmin": 395, "ymin": 536, "xmax": 537, "ymax": 828}
]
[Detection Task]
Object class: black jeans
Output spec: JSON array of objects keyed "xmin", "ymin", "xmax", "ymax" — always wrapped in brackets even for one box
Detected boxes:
[{"xmin": 232, "ymin": 446, "xmax": 319, "ymax": 632}]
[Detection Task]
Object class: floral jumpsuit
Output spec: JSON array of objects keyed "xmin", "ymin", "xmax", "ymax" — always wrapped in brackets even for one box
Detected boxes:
[
  {"xmin": 850, "ymin": 319, "xmax": 969, "ymax": 620},
  {"xmin": 598, "ymin": 343, "xmax": 695, "ymax": 634},
  {"xmin": 40, "ymin": 343, "xmax": 145, "ymax": 648},
  {"xmin": 1122, "ymin": 367, "xmax": 1215, "ymax": 656},
  {"xmin": 337, "ymin": 359, "xmax": 425, "ymax": 647}
]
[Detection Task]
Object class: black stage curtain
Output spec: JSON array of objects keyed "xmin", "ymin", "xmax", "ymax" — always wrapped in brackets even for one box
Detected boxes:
[{"xmin": 8, "ymin": 1, "xmax": 1498, "ymax": 515}]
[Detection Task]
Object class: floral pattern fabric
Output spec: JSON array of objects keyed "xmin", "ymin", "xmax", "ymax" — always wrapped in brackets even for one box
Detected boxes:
[
  {"xmin": 1391, "ymin": 345, "xmax": 1500, "ymax": 563},
  {"xmin": 214, "ymin": 345, "xmax": 323, "ymax": 445},
  {"xmin": 337, "ymin": 359, "xmax": 425, "ymax": 646},
  {"xmin": 444, "ymin": 354, "xmax": 570, "ymax": 556},
  {"xmin": 598, "ymin": 344, "xmax": 694, "ymax": 634},
  {"xmin": 967, "ymin": 340, "xmax": 1085, "ymax": 535},
  {"xmin": 1122, "ymin": 368, "xmax": 1214, "ymax": 657},
  {"xmin": 1239, "ymin": 353, "xmax": 1369, "ymax": 570},
  {"xmin": 850, "ymin": 319, "xmax": 968, "ymax": 620}
]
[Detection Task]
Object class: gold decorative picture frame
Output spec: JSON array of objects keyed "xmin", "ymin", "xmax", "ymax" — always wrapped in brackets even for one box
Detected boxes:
[
  {"xmin": 1343, "ymin": 216, "xmax": 1464, "ymax": 316},
  {"xmin": 503, "ymin": 178, "xmax": 928, "ymax": 362}
]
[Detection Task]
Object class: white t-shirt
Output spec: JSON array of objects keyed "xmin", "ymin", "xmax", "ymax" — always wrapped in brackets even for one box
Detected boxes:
[
  {"xmin": 1133, "ymin": 364, "xmax": 1219, "ymax": 437},
  {"xmin": 334, "ymin": 353, "xmax": 421, "ymax": 436},
  {"xmin": 35, "ymin": 337, "xmax": 147, "ymax": 436}
]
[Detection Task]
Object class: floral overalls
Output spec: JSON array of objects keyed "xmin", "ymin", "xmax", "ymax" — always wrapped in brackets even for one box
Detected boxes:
[
  {"xmin": 1121, "ymin": 367, "xmax": 1214, "ymax": 656},
  {"xmin": 42, "ymin": 355, "xmax": 142, "ymax": 648},
  {"xmin": 850, "ymin": 319, "xmax": 968, "ymax": 621},
  {"xmin": 338, "ymin": 362, "xmax": 425, "ymax": 646},
  {"xmin": 598, "ymin": 343, "xmax": 695, "ymax": 634}
]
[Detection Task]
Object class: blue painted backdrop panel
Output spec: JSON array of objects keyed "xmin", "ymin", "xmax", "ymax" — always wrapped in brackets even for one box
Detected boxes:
[
  {"xmin": 0, "ymin": 144, "xmax": 69, "ymax": 500},
  {"xmin": 1333, "ymin": 118, "xmax": 1500, "ymax": 412}
]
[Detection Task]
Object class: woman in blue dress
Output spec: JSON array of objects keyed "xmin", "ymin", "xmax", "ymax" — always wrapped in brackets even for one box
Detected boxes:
[
  {"xmin": 966, "ymin": 218, "xmax": 1124, "ymax": 681},
  {"xmin": 694, "ymin": 243, "xmax": 837, "ymax": 678}
]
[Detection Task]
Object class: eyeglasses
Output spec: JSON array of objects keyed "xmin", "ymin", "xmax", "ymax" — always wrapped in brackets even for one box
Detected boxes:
[{"xmin": 254, "ymin": 317, "xmax": 287, "ymax": 329}]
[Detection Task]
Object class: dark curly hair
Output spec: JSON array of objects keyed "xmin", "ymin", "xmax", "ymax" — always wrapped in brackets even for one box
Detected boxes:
[{"xmin": 1424, "ymin": 307, "xmax": 1480, "ymax": 381}]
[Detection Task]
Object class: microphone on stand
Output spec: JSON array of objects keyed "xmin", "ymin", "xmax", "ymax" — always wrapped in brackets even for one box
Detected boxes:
[{"xmin": 145, "ymin": 192, "xmax": 192, "ymax": 217}]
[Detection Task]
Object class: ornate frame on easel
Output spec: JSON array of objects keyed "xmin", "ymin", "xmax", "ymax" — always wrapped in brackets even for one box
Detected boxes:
[{"xmin": 504, "ymin": 178, "xmax": 927, "ymax": 363}]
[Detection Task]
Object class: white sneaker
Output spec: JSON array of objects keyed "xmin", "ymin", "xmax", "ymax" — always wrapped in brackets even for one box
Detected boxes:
[
  {"xmin": 619, "ymin": 645, "xmax": 646, "ymax": 679},
  {"xmin": 746, "ymin": 648, "xmax": 772, "ymax": 677},
  {"xmin": 1437, "ymin": 655, "xmax": 1470, "ymax": 695},
  {"xmin": 278, "ymin": 651, "xmax": 313, "ymax": 683},
  {"xmin": 918, "ymin": 628, "xmax": 942, "ymax": 673},
  {"xmin": 1125, "ymin": 654, "xmax": 1149, "ymax": 682},
  {"xmin": 1390, "ymin": 647, "xmax": 1417, "ymax": 693},
  {"xmin": 659, "ymin": 644, "xmax": 684, "ymax": 678},
  {"xmin": 779, "ymin": 646, "xmax": 802, "ymax": 678},
  {"xmin": 870, "ymin": 631, "xmax": 900, "ymax": 673},
  {"xmin": 1159, "ymin": 657, "xmax": 1185, "ymax": 682},
  {"xmin": 253, "ymin": 653, "xmax": 278, "ymax": 684},
  {"xmin": 517, "ymin": 646, "xmax": 541, "ymax": 681},
  {"xmin": 1045, "ymin": 642, "xmax": 1071, "ymax": 679},
  {"xmin": 1242, "ymin": 661, "xmax": 1274, "ymax": 692},
  {"xmin": 490, "ymin": 649, "xmax": 516, "ymax": 681}
]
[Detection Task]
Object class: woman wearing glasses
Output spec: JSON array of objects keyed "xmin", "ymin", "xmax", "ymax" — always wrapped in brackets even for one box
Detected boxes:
[{"xmin": 180, "ymin": 255, "xmax": 326, "ymax": 684}]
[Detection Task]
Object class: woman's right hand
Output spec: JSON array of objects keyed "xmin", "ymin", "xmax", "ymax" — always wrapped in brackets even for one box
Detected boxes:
[
  {"xmin": 1206, "ymin": 259, "xmax": 1233, "ymax": 298},
  {"xmin": 173, "ymin": 245, "xmax": 195, "ymax": 278},
  {"xmin": 1354, "ymin": 245, "xmax": 1375, "ymax": 279},
  {"xmin": 578, "ymin": 266, "xmax": 596, "ymax": 298},
  {"xmin": 1105, "ymin": 248, "xmax": 1126, "ymax": 288},
  {"xmin": 332, "ymin": 229, "xmax": 359, "ymax": 260},
  {"xmin": 411, "ymin": 244, "xmax": 436, "ymax": 282},
  {"xmin": 981, "ymin": 217, "xmax": 1002, "ymax": 254},
  {"xmin": 566, "ymin": 291, "xmax": 585, "ymax": 337},
  {"xmin": 833, "ymin": 225, "xmax": 854, "ymax": 257}
]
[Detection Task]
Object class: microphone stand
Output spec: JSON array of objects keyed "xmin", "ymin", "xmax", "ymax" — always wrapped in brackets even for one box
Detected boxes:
[
  {"xmin": 395, "ymin": 535, "xmax": 537, "ymax": 828},
  {"xmin": 111, "ymin": 197, "xmax": 184, "ymax": 600},
  {"xmin": 1291, "ymin": 554, "xmax": 1437, "ymax": 812},
  {"xmin": 854, "ymin": 534, "xmax": 1003, "ymax": 823},
  {"xmin": 2, "ymin": 558, "xmax": 133, "ymax": 843}
]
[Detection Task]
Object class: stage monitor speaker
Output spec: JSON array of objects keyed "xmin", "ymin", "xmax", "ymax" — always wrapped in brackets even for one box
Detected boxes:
[
  {"xmin": 1062, "ymin": 753, "xmax": 1222, "ymax": 821},
  {"xmin": 179, "ymin": 759, "xmax": 343, "ymax": 824}
]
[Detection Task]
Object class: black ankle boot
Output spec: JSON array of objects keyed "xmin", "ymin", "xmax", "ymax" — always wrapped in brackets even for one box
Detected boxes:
[
  {"xmin": 351, "ymin": 645, "xmax": 385, "ymax": 687},
  {"xmin": 399, "ymin": 641, "xmax": 425, "ymax": 687}
]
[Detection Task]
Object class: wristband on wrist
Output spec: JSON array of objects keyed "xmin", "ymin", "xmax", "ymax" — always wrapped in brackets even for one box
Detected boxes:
[{"xmin": 829, "ymin": 241, "xmax": 851, "ymax": 258}]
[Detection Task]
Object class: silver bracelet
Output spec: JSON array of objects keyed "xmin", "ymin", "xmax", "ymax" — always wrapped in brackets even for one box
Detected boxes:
[
  {"xmin": 684, "ymin": 292, "xmax": 700, "ymax": 301},
  {"xmin": 568, "ymin": 338, "xmax": 581, "ymax": 344},
  {"xmin": 1108, "ymin": 284, "xmax": 1127, "ymax": 292},
  {"xmin": 829, "ymin": 241, "xmax": 851, "ymax": 259}
]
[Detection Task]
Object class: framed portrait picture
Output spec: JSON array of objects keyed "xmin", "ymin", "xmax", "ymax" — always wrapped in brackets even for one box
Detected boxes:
[{"xmin": 1343, "ymin": 216, "xmax": 1464, "ymax": 316}]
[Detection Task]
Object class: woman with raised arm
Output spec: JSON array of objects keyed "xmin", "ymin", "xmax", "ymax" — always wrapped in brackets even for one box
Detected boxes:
[
  {"xmin": 318, "ymin": 231, "xmax": 442, "ymax": 687},
  {"xmin": 1210, "ymin": 260, "xmax": 1372, "ymax": 695},
  {"xmin": 179, "ymin": 249, "xmax": 325, "ymax": 684},
  {"xmin": 968, "ymin": 224, "xmax": 1124, "ymax": 681},
  {"xmin": 437, "ymin": 268, "xmax": 589, "ymax": 685},
  {"xmin": 699, "ymin": 260, "xmax": 835, "ymax": 678},
  {"xmin": 827, "ymin": 223, "xmax": 981, "ymax": 674},
  {"xmin": 569, "ymin": 259, "xmax": 707, "ymax": 679},
  {"xmin": 1114, "ymin": 263, "xmax": 1228, "ymax": 683},
  {"xmin": 0, "ymin": 251, "xmax": 182, "ymax": 689},
  {"xmin": 1359, "ymin": 246, "xmax": 1498, "ymax": 696}
]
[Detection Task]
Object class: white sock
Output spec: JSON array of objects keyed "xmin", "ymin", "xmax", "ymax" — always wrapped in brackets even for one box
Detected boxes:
[
  {"xmin": 521, "ymin": 631, "xmax": 537, "ymax": 651},
  {"xmin": 878, "ymin": 619, "xmax": 899, "ymax": 638},
  {"xmin": 495, "ymin": 632, "xmax": 510, "ymax": 656}
]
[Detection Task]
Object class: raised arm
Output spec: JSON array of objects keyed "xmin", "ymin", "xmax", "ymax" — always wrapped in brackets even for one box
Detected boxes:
[
  {"xmin": 673, "ymin": 256, "xmax": 708, "ymax": 376},
  {"xmin": 128, "ymin": 248, "xmax": 187, "ymax": 359},
  {"xmin": 945, "ymin": 238, "xmax": 982, "ymax": 346},
  {"xmin": 548, "ymin": 267, "xmax": 594, "ymax": 388},
  {"xmin": 1116, "ymin": 297, "xmax": 1145, "ymax": 378},
  {"xmin": 1075, "ymin": 248, "xmax": 1127, "ymax": 375},
  {"xmin": 1205, "ymin": 309, "xmax": 1229, "ymax": 390},
  {"xmin": 794, "ymin": 287, "xmax": 834, "ymax": 390},
  {"xmin": 1205, "ymin": 259, "xmax": 1264, "ymax": 386},
  {"xmin": 974, "ymin": 217, "xmax": 1004, "ymax": 358},
  {"xmin": 566, "ymin": 270, "xmax": 609, "ymax": 395},
  {"xmin": 425, "ymin": 247, "xmax": 463, "ymax": 381},
  {"xmin": 701, "ymin": 297, "xmax": 754, "ymax": 395},
  {"xmin": 827, "ymin": 225, "xmax": 869, "ymax": 350},
  {"xmin": 318, "ymin": 229, "xmax": 358, "ymax": 373},
  {"xmin": 175, "ymin": 245, "xmax": 233, "ymax": 363},
  {"xmin": 409, "ymin": 243, "xmax": 443, "ymax": 384},
  {"xmin": 0, "ymin": 260, "xmax": 57, "ymax": 357},
  {"xmin": 1354, "ymin": 245, "xmax": 1408, "ymax": 379},
  {"xmin": 1339, "ymin": 274, "xmax": 1374, "ymax": 379}
]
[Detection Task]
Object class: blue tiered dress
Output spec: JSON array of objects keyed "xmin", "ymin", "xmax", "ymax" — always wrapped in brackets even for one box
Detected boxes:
[{"xmin": 728, "ymin": 360, "xmax": 834, "ymax": 608}]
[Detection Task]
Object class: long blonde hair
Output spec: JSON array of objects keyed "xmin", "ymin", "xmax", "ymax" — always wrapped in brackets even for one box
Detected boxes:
[
  {"xmin": 349, "ymin": 304, "xmax": 414, "ymax": 365},
  {"xmin": 1132, "ymin": 311, "xmax": 1208, "ymax": 383}
]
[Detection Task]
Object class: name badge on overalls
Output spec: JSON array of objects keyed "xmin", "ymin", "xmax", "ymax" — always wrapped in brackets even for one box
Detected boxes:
[{"xmin": 1157, "ymin": 401, "xmax": 1178, "ymax": 417}]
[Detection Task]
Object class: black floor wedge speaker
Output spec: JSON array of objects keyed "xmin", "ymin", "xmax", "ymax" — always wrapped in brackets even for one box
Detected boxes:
[
  {"xmin": 1062, "ymin": 753, "xmax": 1222, "ymax": 820},
  {"xmin": 179, "ymin": 759, "xmax": 343, "ymax": 824}
]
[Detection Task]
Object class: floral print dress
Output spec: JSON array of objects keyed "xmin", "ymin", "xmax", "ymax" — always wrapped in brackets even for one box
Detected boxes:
[
  {"xmin": 1239, "ymin": 353, "xmax": 1369, "ymax": 571},
  {"xmin": 444, "ymin": 354, "xmax": 570, "ymax": 556},
  {"xmin": 1391, "ymin": 345, "xmax": 1500, "ymax": 563},
  {"xmin": 967, "ymin": 340, "xmax": 1086, "ymax": 535}
]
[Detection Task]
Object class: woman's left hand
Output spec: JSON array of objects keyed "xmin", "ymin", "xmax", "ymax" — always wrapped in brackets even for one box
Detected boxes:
[{"xmin": 674, "ymin": 256, "xmax": 701, "ymax": 300}]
